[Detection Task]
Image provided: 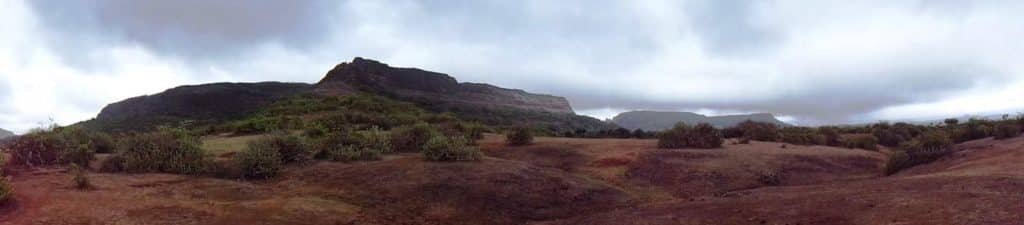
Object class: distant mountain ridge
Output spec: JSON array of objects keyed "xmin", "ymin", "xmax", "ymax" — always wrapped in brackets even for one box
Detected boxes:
[{"xmin": 611, "ymin": 111, "xmax": 789, "ymax": 131}]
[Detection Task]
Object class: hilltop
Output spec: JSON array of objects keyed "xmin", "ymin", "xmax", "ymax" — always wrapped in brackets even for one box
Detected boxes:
[
  {"xmin": 82, "ymin": 57, "xmax": 614, "ymax": 133},
  {"xmin": 611, "ymin": 111, "xmax": 788, "ymax": 131}
]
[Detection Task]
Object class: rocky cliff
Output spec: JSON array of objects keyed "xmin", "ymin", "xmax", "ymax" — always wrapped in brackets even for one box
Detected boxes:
[
  {"xmin": 612, "ymin": 111, "xmax": 789, "ymax": 131},
  {"xmin": 314, "ymin": 57, "xmax": 574, "ymax": 114}
]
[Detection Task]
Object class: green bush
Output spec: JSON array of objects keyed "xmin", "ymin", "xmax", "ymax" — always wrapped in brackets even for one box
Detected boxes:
[
  {"xmin": 506, "ymin": 127, "xmax": 534, "ymax": 146},
  {"xmin": 355, "ymin": 127, "xmax": 392, "ymax": 154},
  {"xmin": 994, "ymin": 123, "xmax": 1021, "ymax": 140},
  {"xmin": 0, "ymin": 176, "xmax": 10, "ymax": 204},
  {"xmin": 951, "ymin": 119, "xmax": 993, "ymax": 143},
  {"xmin": 885, "ymin": 130, "xmax": 953, "ymax": 175},
  {"xmin": 259, "ymin": 133, "xmax": 310, "ymax": 164},
  {"xmin": 842, "ymin": 134, "xmax": 879, "ymax": 151},
  {"xmin": 391, "ymin": 123, "xmax": 439, "ymax": 152},
  {"xmin": 3, "ymin": 125, "xmax": 110, "ymax": 167},
  {"xmin": 779, "ymin": 127, "xmax": 824, "ymax": 145},
  {"xmin": 235, "ymin": 139, "xmax": 283, "ymax": 179},
  {"xmin": 70, "ymin": 163, "xmax": 91, "ymax": 190},
  {"xmin": 325, "ymin": 145, "xmax": 382, "ymax": 162},
  {"xmin": 736, "ymin": 121, "xmax": 779, "ymax": 141},
  {"xmin": 818, "ymin": 127, "xmax": 842, "ymax": 146},
  {"xmin": 658, "ymin": 123, "xmax": 723, "ymax": 149},
  {"xmin": 422, "ymin": 135, "xmax": 483, "ymax": 162},
  {"xmin": 113, "ymin": 128, "xmax": 211, "ymax": 175}
]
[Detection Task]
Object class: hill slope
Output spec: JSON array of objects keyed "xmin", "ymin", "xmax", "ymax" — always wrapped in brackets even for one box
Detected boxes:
[
  {"xmin": 612, "ymin": 111, "xmax": 788, "ymax": 131},
  {"xmin": 315, "ymin": 57, "xmax": 615, "ymax": 132},
  {"xmin": 83, "ymin": 82, "xmax": 311, "ymax": 132},
  {"xmin": 315, "ymin": 57, "xmax": 573, "ymax": 114},
  {"xmin": 0, "ymin": 128, "xmax": 14, "ymax": 139}
]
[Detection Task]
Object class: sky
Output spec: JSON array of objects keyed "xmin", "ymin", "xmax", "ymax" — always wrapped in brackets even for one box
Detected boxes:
[{"xmin": 1, "ymin": 0, "xmax": 1023, "ymax": 133}]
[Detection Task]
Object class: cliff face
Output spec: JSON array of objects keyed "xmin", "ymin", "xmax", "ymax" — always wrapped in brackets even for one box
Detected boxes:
[
  {"xmin": 314, "ymin": 57, "xmax": 575, "ymax": 114},
  {"xmin": 612, "ymin": 111, "xmax": 789, "ymax": 131}
]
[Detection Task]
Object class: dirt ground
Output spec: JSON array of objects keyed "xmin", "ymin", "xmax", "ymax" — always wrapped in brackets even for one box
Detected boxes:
[{"xmin": 2, "ymin": 135, "xmax": 1023, "ymax": 225}]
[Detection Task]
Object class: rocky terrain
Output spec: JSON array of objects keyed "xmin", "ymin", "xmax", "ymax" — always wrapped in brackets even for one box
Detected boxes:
[{"xmin": 612, "ymin": 111, "xmax": 789, "ymax": 131}]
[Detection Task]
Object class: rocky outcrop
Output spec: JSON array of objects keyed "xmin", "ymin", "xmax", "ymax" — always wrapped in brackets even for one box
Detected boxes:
[
  {"xmin": 314, "ymin": 57, "xmax": 574, "ymax": 114},
  {"xmin": 612, "ymin": 111, "xmax": 789, "ymax": 131},
  {"xmin": 88, "ymin": 82, "xmax": 310, "ymax": 131}
]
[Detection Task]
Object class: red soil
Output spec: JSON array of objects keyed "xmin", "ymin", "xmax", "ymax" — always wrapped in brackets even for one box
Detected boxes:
[{"xmin": 3, "ymin": 135, "xmax": 1023, "ymax": 225}]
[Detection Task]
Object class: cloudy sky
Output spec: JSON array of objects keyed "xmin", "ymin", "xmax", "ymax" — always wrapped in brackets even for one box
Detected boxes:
[{"xmin": 1, "ymin": 0, "xmax": 1023, "ymax": 133}]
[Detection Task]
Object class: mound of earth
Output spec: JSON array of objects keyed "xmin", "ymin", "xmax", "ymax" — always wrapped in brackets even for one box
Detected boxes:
[{"xmin": 282, "ymin": 157, "xmax": 633, "ymax": 225}]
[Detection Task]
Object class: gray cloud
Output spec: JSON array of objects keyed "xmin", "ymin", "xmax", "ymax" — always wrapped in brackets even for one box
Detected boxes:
[
  {"xmin": 4, "ymin": 0, "xmax": 1024, "ymax": 131},
  {"xmin": 27, "ymin": 0, "xmax": 340, "ymax": 64}
]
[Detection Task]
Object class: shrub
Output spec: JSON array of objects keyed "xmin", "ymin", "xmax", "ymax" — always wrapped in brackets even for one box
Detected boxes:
[
  {"xmin": 235, "ymin": 140, "xmax": 283, "ymax": 179},
  {"xmin": 506, "ymin": 127, "xmax": 534, "ymax": 146},
  {"xmin": 779, "ymin": 127, "xmax": 823, "ymax": 145},
  {"xmin": 736, "ymin": 121, "xmax": 779, "ymax": 141},
  {"xmin": 391, "ymin": 123, "xmax": 439, "ymax": 152},
  {"xmin": 658, "ymin": 123, "xmax": 723, "ymax": 149},
  {"xmin": 6, "ymin": 131, "xmax": 67, "ymax": 167},
  {"xmin": 885, "ymin": 130, "xmax": 953, "ymax": 175},
  {"xmin": 69, "ymin": 163, "xmax": 91, "ymax": 190},
  {"xmin": 354, "ymin": 127, "xmax": 392, "ymax": 154},
  {"xmin": 0, "ymin": 176, "xmax": 10, "ymax": 204},
  {"xmin": 951, "ymin": 119, "xmax": 993, "ymax": 143},
  {"xmin": 994, "ymin": 123, "xmax": 1021, "ymax": 140},
  {"xmin": 325, "ymin": 145, "xmax": 382, "ymax": 162},
  {"xmin": 3, "ymin": 126, "xmax": 114, "ymax": 167},
  {"xmin": 258, "ymin": 133, "xmax": 309, "ymax": 164},
  {"xmin": 842, "ymin": 134, "xmax": 879, "ymax": 151},
  {"xmin": 818, "ymin": 127, "xmax": 842, "ymax": 146},
  {"xmin": 422, "ymin": 135, "xmax": 483, "ymax": 162},
  {"xmin": 113, "ymin": 128, "xmax": 211, "ymax": 175}
]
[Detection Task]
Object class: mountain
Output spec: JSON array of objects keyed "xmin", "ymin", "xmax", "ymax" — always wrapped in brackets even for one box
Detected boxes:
[
  {"xmin": 84, "ymin": 82, "xmax": 311, "ymax": 132},
  {"xmin": 314, "ymin": 57, "xmax": 614, "ymax": 132},
  {"xmin": 611, "ymin": 111, "xmax": 789, "ymax": 131},
  {"xmin": 315, "ymin": 57, "xmax": 574, "ymax": 114},
  {"xmin": 84, "ymin": 57, "xmax": 615, "ymax": 132}
]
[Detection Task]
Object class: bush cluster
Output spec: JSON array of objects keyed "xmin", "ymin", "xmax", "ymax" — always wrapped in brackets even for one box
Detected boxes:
[
  {"xmin": 506, "ymin": 127, "xmax": 534, "ymax": 146},
  {"xmin": 658, "ymin": 123, "xmax": 723, "ymax": 149},
  {"xmin": 842, "ymin": 134, "xmax": 879, "ymax": 151},
  {"xmin": 391, "ymin": 123, "xmax": 439, "ymax": 152},
  {"xmin": 422, "ymin": 135, "xmax": 482, "ymax": 162},
  {"xmin": 3, "ymin": 125, "xmax": 113, "ymax": 168},
  {"xmin": 993, "ymin": 123, "xmax": 1021, "ymax": 140},
  {"xmin": 102, "ymin": 128, "xmax": 211, "ymax": 175},
  {"xmin": 736, "ymin": 121, "xmax": 779, "ymax": 142},
  {"xmin": 779, "ymin": 127, "xmax": 825, "ymax": 145},
  {"xmin": 0, "ymin": 176, "xmax": 10, "ymax": 204},
  {"xmin": 235, "ymin": 139, "xmax": 284, "ymax": 179},
  {"xmin": 885, "ymin": 130, "xmax": 953, "ymax": 175}
]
